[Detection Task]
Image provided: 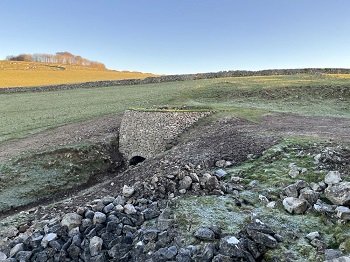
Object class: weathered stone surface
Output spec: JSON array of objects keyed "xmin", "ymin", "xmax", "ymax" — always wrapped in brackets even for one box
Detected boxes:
[
  {"xmin": 41, "ymin": 233, "xmax": 57, "ymax": 248},
  {"xmin": 282, "ymin": 197, "xmax": 308, "ymax": 214},
  {"xmin": 325, "ymin": 182, "xmax": 350, "ymax": 206},
  {"xmin": 122, "ymin": 185, "xmax": 135, "ymax": 198},
  {"xmin": 61, "ymin": 213, "xmax": 82, "ymax": 230},
  {"xmin": 93, "ymin": 212, "xmax": 107, "ymax": 224},
  {"xmin": 194, "ymin": 227, "xmax": 216, "ymax": 241},
  {"xmin": 246, "ymin": 229, "xmax": 278, "ymax": 248},
  {"xmin": 219, "ymin": 236, "xmax": 244, "ymax": 258},
  {"xmin": 306, "ymin": 231, "xmax": 320, "ymax": 240},
  {"xmin": 215, "ymin": 169, "xmax": 227, "ymax": 179},
  {"xmin": 335, "ymin": 206, "xmax": 350, "ymax": 221},
  {"xmin": 124, "ymin": 204, "xmax": 137, "ymax": 215},
  {"xmin": 10, "ymin": 243, "xmax": 24, "ymax": 257},
  {"xmin": 89, "ymin": 236, "xmax": 103, "ymax": 257},
  {"xmin": 313, "ymin": 199, "xmax": 336, "ymax": 213},
  {"xmin": 0, "ymin": 252, "xmax": 7, "ymax": 260},
  {"xmin": 324, "ymin": 171, "xmax": 342, "ymax": 185},
  {"xmin": 299, "ymin": 189, "xmax": 320, "ymax": 205},
  {"xmin": 324, "ymin": 249, "xmax": 344, "ymax": 261},
  {"xmin": 179, "ymin": 176, "xmax": 192, "ymax": 190},
  {"xmin": 16, "ymin": 251, "xmax": 32, "ymax": 261}
]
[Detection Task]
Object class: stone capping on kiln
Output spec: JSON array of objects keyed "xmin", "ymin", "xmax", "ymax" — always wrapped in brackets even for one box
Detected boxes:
[{"xmin": 119, "ymin": 109, "xmax": 211, "ymax": 165}]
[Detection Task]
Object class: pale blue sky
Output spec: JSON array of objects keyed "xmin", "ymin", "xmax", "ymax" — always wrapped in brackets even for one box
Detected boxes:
[{"xmin": 1, "ymin": 0, "xmax": 350, "ymax": 74}]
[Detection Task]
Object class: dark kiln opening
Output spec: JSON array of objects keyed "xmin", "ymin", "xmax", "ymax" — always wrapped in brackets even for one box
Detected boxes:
[{"xmin": 129, "ymin": 156, "xmax": 146, "ymax": 166}]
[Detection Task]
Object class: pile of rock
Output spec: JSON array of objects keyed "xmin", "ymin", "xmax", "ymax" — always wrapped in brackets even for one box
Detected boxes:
[
  {"xmin": 0, "ymin": 161, "xmax": 283, "ymax": 261},
  {"xmin": 278, "ymin": 170, "xmax": 350, "ymax": 221}
]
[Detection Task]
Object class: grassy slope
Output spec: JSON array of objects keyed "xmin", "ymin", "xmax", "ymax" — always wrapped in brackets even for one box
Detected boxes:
[
  {"xmin": 0, "ymin": 60, "xmax": 156, "ymax": 88},
  {"xmin": 0, "ymin": 74, "xmax": 349, "ymax": 142}
]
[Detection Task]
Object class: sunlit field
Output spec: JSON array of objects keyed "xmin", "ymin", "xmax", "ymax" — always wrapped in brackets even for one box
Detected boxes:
[{"xmin": 0, "ymin": 60, "xmax": 156, "ymax": 88}]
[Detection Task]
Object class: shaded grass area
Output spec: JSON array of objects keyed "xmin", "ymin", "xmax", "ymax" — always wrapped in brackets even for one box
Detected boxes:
[
  {"xmin": 0, "ymin": 143, "xmax": 120, "ymax": 213},
  {"xmin": 0, "ymin": 74, "xmax": 350, "ymax": 143}
]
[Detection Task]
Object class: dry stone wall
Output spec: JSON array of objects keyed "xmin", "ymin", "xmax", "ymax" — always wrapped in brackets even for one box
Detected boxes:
[
  {"xmin": 119, "ymin": 110, "xmax": 211, "ymax": 164},
  {"xmin": 2, "ymin": 68, "xmax": 350, "ymax": 93}
]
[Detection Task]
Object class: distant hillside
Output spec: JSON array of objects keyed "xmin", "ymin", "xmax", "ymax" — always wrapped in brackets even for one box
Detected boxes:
[{"xmin": 0, "ymin": 60, "xmax": 157, "ymax": 88}]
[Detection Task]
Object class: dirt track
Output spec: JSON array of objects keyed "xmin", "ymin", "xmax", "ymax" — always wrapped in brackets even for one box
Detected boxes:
[{"xmin": 1, "ymin": 112, "xmax": 349, "ymax": 163}]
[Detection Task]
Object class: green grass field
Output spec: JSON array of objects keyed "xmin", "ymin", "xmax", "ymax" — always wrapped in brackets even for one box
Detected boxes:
[{"xmin": 1, "ymin": 74, "xmax": 350, "ymax": 142}]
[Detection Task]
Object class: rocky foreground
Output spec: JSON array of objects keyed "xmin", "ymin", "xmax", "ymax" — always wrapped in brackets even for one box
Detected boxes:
[{"xmin": 1, "ymin": 145, "xmax": 350, "ymax": 261}]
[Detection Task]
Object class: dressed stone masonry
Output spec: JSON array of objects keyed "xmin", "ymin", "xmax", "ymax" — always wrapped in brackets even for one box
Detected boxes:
[{"xmin": 119, "ymin": 110, "xmax": 211, "ymax": 164}]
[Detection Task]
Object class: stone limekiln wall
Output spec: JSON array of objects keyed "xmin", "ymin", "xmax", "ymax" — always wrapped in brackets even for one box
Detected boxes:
[{"xmin": 119, "ymin": 110, "xmax": 211, "ymax": 163}]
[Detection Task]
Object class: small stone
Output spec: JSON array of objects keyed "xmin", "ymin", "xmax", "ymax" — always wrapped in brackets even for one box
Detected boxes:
[
  {"xmin": 16, "ymin": 251, "xmax": 32, "ymax": 261},
  {"xmin": 206, "ymin": 176, "xmax": 220, "ymax": 191},
  {"xmin": 194, "ymin": 227, "xmax": 216, "ymax": 241},
  {"xmin": 288, "ymin": 164, "xmax": 300, "ymax": 178},
  {"xmin": 324, "ymin": 171, "xmax": 342, "ymax": 185},
  {"xmin": 122, "ymin": 185, "xmax": 135, "ymax": 198},
  {"xmin": 179, "ymin": 176, "xmax": 192, "ymax": 190},
  {"xmin": 247, "ymin": 180, "xmax": 260, "ymax": 188},
  {"xmin": 313, "ymin": 199, "xmax": 336, "ymax": 213},
  {"xmin": 335, "ymin": 206, "xmax": 350, "ymax": 221},
  {"xmin": 115, "ymin": 204, "xmax": 124, "ymax": 212},
  {"xmin": 299, "ymin": 189, "xmax": 320, "ymax": 205},
  {"xmin": 0, "ymin": 252, "xmax": 7, "ymax": 260},
  {"xmin": 142, "ymin": 208, "xmax": 161, "ymax": 220},
  {"xmin": 283, "ymin": 197, "xmax": 308, "ymax": 214},
  {"xmin": 215, "ymin": 160, "xmax": 226, "ymax": 167},
  {"xmin": 306, "ymin": 231, "xmax": 320, "ymax": 240},
  {"xmin": 324, "ymin": 249, "xmax": 344, "ymax": 260},
  {"xmin": 101, "ymin": 196, "xmax": 115, "ymax": 205},
  {"xmin": 189, "ymin": 173, "xmax": 199, "ymax": 183},
  {"xmin": 267, "ymin": 201, "xmax": 277, "ymax": 209},
  {"xmin": 259, "ymin": 195, "xmax": 269, "ymax": 205},
  {"xmin": 231, "ymin": 176, "xmax": 243, "ymax": 183},
  {"xmin": 10, "ymin": 243, "xmax": 24, "ymax": 258},
  {"xmin": 41, "ymin": 233, "xmax": 57, "ymax": 248},
  {"xmin": 89, "ymin": 236, "xmax": 103, "ymax": 257},
  {"xmin": 61, "ymin": 213, "xmax": 82, "ymax": 230},
  {"xmin": 113, "ymin": 195, "xmax": 126, "ymax": 206},
  {"xmin": 214, "ymin": 169, "xmax": 227, "ymax": 179},
  {"xmin": 179, "ymin": 189, "xmax": 187, "ymax": 194},
  {"xmin": 93, "ymin": 212, "xmax": 107, "ymax": 224},
  {"xmin": 124, "ymin": 204, "xmax": 137, "ymax": 215},
  {"xmin": 103, "ymin": 203, "xmax": 115, "ymax": 213}
]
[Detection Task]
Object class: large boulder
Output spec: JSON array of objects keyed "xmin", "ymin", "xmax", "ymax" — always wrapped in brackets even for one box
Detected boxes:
[
  {"xmin": 324, "ymin": 171, "xmax": 342, "ymax": 185},
  {"xmin": 325, "ymin": 182, "xmax": 350, "ymax": 206}
]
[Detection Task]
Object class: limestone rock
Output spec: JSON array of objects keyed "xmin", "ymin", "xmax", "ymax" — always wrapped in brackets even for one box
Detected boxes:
[
  {"xmin": 179, "ymin": 176, "xmax": 192, "ymax": 190},
  {"xmin": 325, "ymin": 182, "xmax": 350, "ymax": 206},
  {"xmin": 10, "ymin": 243, "xmax": 24, "ymax": 258},
  {"xmin": 283, "ymin": 197, "xmax": 308, "ymax": 214},
  {"xmin": 324, "ymin": 171, "xmax": 342, "ymax": 185},
  {"xmin": 124, "ymin": 204, "xmax": 137, "ymax": 215},
  {"xmin": 299, "ymin": 189, "xmax": 320, "ymax": 205},
  {"xmin": 306, "ymin": 231, "xmax": 320, "ymax": 240},
  {"xmin": 61, "ymin": 213, "xmax": 82, "ymax": 230},
  {"xmin": 122, "ymin": 185, "xmax": 135, "ymax": 198},
  {"xmin": 335, "ymin": 206, "xmax": 350, "ymax": 221},
  {"xmin": 89, "ymin": 236, "xmax": 103, "ymax": 257},
  {"xmin": 194, "ymin": 227, "xmax": 216, "ymax": 241},
  {"xmin": 93, "ymin": 212, "xmax": 107, "ymax": 224},
  {"xmin": 313, "ymin": 199, "xmax": 337, "ymax": 213},
  {"xmin": 41, "ymin": 233, "xmax": 57, "ymax": 248}
]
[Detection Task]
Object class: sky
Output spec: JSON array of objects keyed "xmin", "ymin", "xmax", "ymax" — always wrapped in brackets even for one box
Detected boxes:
[{"xmin": 1, "ymin": 1, "xmax": 350, "ymax": 75}]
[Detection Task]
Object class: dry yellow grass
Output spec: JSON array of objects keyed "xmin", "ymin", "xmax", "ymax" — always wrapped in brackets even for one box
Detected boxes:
[
  {"xmin": 0, "ymin": 60, "xmax": 157, "ymax": 88},
  {"xmin": 325, "ymin": 74, "xmax": 350, "ymax": 79}
]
